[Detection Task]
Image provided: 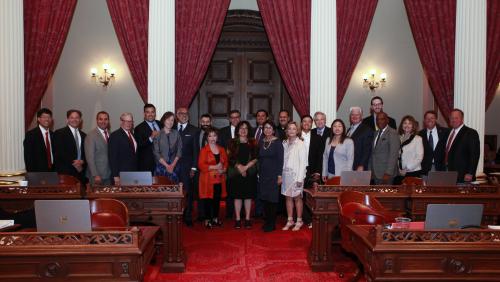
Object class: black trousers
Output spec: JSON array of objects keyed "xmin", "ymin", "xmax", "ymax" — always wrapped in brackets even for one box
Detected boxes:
[
  {"xmin": 263, "ymin": 200, "xmax": 278, "ymax": 228},
  {"xmin": 203, "ymin": 184, "xmax": 222, "ymax": 220}
]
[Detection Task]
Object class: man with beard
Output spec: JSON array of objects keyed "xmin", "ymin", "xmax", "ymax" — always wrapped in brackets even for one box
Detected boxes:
[
  {"xmin": 276, "ymin": 110, "xmax": 290, "ymax": 140},
  {"xmin": 362, "ymin": 96, "xmax": 397, "ymax": 130}
]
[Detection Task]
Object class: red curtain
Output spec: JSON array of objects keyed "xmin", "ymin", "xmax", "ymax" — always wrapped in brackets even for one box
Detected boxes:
[
  {"xmin": 404, "ymin": 0, "xmax": 456, "ymax": 122},
  {"xmin": 486, "ymin": 0, "xmax": 500, "ymax": 109},
  {"xmin": 337, "ymin": 0, "xmax": 378, "ymax": 108},
  {"xmin": 175, "ymin": 0, "xmax": 230, "ymax": 109},
  {"xmin": 24, "ymin": 0, "xmax": 77, "ymax": 129},
  {"xmin": 257, "ymin": 0, "xmax": 311, "ymax": 116},
  {"xmin": 107, "ymin": 0, "xmax": 149, "ymax": 103}
]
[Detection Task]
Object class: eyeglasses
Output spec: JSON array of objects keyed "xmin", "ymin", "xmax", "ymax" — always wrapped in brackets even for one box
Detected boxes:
[{"xmin": 263, "ymin": 126, "xmax": 273, "ymax": 130}]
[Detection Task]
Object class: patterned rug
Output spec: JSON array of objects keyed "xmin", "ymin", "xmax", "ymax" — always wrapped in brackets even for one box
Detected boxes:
[{"xmin": 144, "ymin": 218, "xmax": 363, "ymax": 282}]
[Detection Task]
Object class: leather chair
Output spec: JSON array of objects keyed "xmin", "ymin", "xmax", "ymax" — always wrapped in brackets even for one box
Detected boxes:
[
  {"xmin": 90, "ymin": 198, "xmax": 129, "ymax": 231},
  {"xmin": 325, "ymin": 176, "xmax": 340, "ymax": 185},
  {"xmin": 153, "ymin": 176, "xmax": 174, "ymax": 185},
  {"xmin": 338, "ymin": 191, "xmax": 400, "ymax": 224}
]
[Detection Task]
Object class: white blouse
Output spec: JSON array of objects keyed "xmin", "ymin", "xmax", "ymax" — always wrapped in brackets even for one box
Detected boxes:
[{"xmin": 400, "ymin": 135, "xmax": 424, "ymax": 173}]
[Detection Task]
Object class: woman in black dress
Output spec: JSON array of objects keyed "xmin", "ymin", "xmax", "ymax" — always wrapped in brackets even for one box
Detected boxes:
[
  {"xmin": 258, "ymin": 120, "xmax": 284, "ymax": 232},
  {"xmin": 227, "ymin": 121, "xmax": 258, "ymax": 229}
]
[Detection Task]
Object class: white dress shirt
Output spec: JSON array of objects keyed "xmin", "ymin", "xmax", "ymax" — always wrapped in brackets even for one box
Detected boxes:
[
  {"xmin": 98, "ymin": 127, "xmax": 109, "ymax": 141},
  {"xmin": 230, "ymin": 125, "xmax": 235, "ymax": 138}
]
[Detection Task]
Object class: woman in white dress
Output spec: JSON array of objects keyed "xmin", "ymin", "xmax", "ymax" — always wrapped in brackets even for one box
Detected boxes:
[{"xmin": 281, "ymin": 122, "xmax": 308, "ymax": 231}]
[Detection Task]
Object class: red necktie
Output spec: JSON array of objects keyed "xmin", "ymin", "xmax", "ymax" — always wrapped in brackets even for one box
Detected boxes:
[
  {"xmin": 445, "ymin": 129, "xmax": 456, "ymax": 164},
  {"xmin": 104, "ymin": 130, "xmax": 109, "ymax": 143},
  {"xmin": 127, "ymin": 131, "xmax": 136, "ymax": 153},
  {"xmin": 45, "ymin": 132, "xmax": 52, "ymax": 169}
]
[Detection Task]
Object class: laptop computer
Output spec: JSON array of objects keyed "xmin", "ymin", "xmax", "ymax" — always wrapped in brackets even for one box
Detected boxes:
[
  {"xmin": 425, "ymin": 171, "xmax": 458, "ymax": 186},
  {"xmin": 35, "ymin": 200, "xmax": 92, "ymax": 232},
  {"xmin": 120, "ymin": 171, "xmax": 153, "ymax": 186},
  {"xmin": 26, "ymin": 172, "xmax": 59, "ymax": 186},
  {"xmin": 340, "ymin": 171, "xmax": 372, "ymax": 186},
  {"xmin": 424, "ymin": 204, "xmax": 483, "ymax": 229}
]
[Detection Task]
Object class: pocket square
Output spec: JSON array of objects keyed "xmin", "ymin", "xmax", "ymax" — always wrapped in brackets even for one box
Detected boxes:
[{"xmin": 185, "ymin": 134, "xmax": 191, "ymax": 136}]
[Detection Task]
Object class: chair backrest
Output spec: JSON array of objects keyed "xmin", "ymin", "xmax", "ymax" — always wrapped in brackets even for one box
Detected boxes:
[
  {"xmin": 58, "ymin": 174, "xmax": 79, "ymax": 185},
  {"xmin": 402, "ymin": 177, "xmax": 423, "ymax": 186},
  {"xmin": 338, "ymin": 191, "xmax": 386, "ymax": 213},
  {"xmin": 89, "ymin": 198, "xmax": 129, "ymax": 230},
  {"xmin": 325, "ymin": 176, "xmax": 340, "ymax": 185},
  {"xmin": 153, "ymin": 176, "xmax": 174, "ymax": 185}
]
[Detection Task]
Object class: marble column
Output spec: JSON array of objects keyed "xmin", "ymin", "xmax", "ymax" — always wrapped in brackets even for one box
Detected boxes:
[
  {"xmin": 454, "ymin": 0, "xmax": 486, "ymax": 175},
  {"xmin": 0, "ymin": 1, "xmax": 25, "ymax": 175},
  {"xmin": 148, "ymin": 0, "xmax": 175, "ymax": 114},
  {"xmin": 310, "ymin": 0, "xmax": 337, "ymax": 120}
]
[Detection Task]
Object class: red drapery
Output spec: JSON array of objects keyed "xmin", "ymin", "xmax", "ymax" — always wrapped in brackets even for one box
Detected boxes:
[
  {"xmin": 107, "ymin": 0, "xmax": 149, "ymax": 103},
  {"xmin": 257, "ymin": 0, "xmax": 311, "ymax": 116},
  {"xmin": 24, "ymin": 0, "xmax": 77, "ymax": 129},
  {"xmin": 175, "ymin": 0, "xmax": 230, "ymax": 109},
  {"xmin": 337, "ymin": 0, "xmax": 378, "ymax": 108},
  {"xmin": 404, "ymin": 0, "xmax": 456, "ymax": 122},
  {"xmin": 486, "ymin": 0, "xmax": 500, "ymax": 109}
]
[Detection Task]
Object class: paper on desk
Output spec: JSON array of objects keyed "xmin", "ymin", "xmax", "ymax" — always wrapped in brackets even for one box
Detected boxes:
[{"xmin": 0, "ymin": 220, "xmax": 14, "ymax": 229}]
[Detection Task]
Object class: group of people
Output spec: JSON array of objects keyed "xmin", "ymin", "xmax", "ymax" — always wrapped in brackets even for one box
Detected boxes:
[{"xmin": 23, "ymin": 96, "xmax": 481, "ymax": 232}]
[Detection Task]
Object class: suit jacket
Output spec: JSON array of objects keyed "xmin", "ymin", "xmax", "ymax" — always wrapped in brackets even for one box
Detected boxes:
[
  {"xmin": 446, "ymin": 125, "xmax": 480, "ymax": 182},
  {"xmin": 362, "ymin": 114, "xmax": 397, "ymax": 131},
  {"xmin": 418, "ymin": 126, "xmax": 450, "ymax": 174},
  {"xmin": 53, "ymin": 126, "xmax": 87, "ymax": 181},
  {"xmin": 276, "ymin": 126, "xmax": 287, "ymax": 141},
  {"xmin": 369, "ymin": 127, "xmax": 400, "ymax": 179},
  {"xmin": 177, "ymin": 123, "xmax": 200, "ymax": 172},
  {"xmin": 84, "ymin": 128, "xmax": 111, "ymax": 181},
  {"xmin": 23, "ymin": 126, "xmax": 54, "ymax": 172},
  {"xmin": 108, "ymin": 128, "xmax": 138, "ymax": 177},
  {"xmin": 218, "ymin": 125, "xmax": 234, "ymax": 148},
  {"xmin": 306, "ymin": 132, "xmax": 324, "ymax": 176},
  {"xmin": 312, "ymin": 126, "xmax": 331, "ymax": 148},
  {"xmin": 134, "ymin": 120, "xmax": 161, "ymax": 173},
  {"xmin": 349, "ymin": 123, "xmax": 373, "ymax": 170}
]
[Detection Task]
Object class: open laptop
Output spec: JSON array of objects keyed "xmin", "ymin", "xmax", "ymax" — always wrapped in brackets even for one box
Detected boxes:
[
  {"xmin": 120, "ymin": 171, "xmax": 152, "ymax": 186},
  {"xmin": 424, "ymin": 204, "xmax": 483, "ymax": 229},
  {"xmin": 26, "ymin": 172, "xmax": 59, "ymax": 186},
  {"xmin": 35, "ymin": 200, "xmax": 92, "ymax": 232},
  {"xmin": 425, "ymin": 171, "xmax": 458, "ymax": 186},
  {"xmin": 340, "ymin": 171, "xmax": 372, "ymax": 186}
]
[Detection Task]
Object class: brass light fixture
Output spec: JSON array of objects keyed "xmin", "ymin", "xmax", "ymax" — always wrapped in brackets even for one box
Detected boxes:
[
  {"xmin": 362, "ymin": 69, "xmax": 387, "ymax": 92},
  {"xmin": 90, "ymin": 64, "xmax": 116, "ymax": 88}
]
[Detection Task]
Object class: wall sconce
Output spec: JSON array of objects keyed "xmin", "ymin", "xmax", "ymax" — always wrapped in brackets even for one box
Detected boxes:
[
  {"xmin": 362, "ymin": 69, "xmax": 387, "ymax": 92},
  {"xmin": 90, "ymin": 64, "xmax": 116, "ymax": 88}
]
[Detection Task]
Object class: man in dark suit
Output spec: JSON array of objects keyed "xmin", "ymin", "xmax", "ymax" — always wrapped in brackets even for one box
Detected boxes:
[
  {"xmin": 23, "ymin": 108, "xmax": 54, "ymax": 172},
  {"xmin": 53, "ymin": 109, "xmax": 87, "ymax": 182},
  {"xmin": 418, "ymin": 110, "xmax": 450, "ymax": 175},
  {"xmin": 362, "ymin": 96, "xmax": 397, "ymax": 130},
  {"xmin": 134, "ymin": 104, "xmax": 161, "ymax": 173},
  {"xmin": 218, "ymin": 110, "xmax": 240, "ymax": 218},
  {"xmin": 276, "ymin": 110, "xmax": 290, "ymax": 140},
  {"xmin": 108, "ymin": 112, "xmax": 138, "ymax": 185},
  {"xmin": 219, "ymin": 110, "xmax": 240, "ymax": 148},
  {"xmin": 347, "ymin": 106, "xmax": 373, "ymax": 171},
  {"xmin": 176, "ymin": 107, "xmax": 200, "ymax": 226},
  {"xmin": 253, "ymin": 109, "xmax": 268, "ymax": 144},
  {"xmin": 445, "ymin": 109, "xmax": 480, "ymax": 183},
  {"xmin": 311, "ymin": 111, "xmax": 331, "ymax": 147}
]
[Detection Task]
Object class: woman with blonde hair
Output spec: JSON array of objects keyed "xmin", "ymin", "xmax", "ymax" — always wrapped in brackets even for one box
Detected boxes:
[{"xmin": 395, "ymin": 115, "xmax": 423, "ymax": 184}]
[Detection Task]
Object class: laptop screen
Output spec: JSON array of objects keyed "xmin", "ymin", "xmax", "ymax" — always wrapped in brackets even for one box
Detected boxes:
[
  {"xmin": 119, "ymin": 171, "xmax": 152, "ymax": 186},
  {"xmin": 424, "ymin": 204, "xmax": 483, "ymax": 229},
  {"xmin": 35, "ymin": 200, "xmax": 92, "ymax": 232}
]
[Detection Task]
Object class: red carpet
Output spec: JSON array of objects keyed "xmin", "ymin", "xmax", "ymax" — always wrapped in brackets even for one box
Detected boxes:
[{"xmin": 144, "ymin": 218, "xmax": 363, "ymax": 282}]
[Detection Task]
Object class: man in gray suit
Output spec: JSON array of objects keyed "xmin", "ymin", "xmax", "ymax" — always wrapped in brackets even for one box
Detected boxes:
[
  {"xmin": 369, "ymin": 112, "xmax": 400, "ymax": 184},
  {"xmin": 84, "ymin": 111, "xmax": 112, "ymax": 185}
]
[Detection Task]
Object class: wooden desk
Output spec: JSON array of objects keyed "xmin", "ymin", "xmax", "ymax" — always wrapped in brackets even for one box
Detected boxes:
[
  {"xmin": 306, "ymin": 184, "xmax": 500, "ymax": 272},
  {"xmin": 0, "ymin": 226, "xmax": 159, "ymax": 281},
  {"xmin": 86, "ymin": 184, "xmax": 185, "ymax": 273},
  {"xmin": 348, "ymin": 225, "xmax": 500, "ymax": 281}
]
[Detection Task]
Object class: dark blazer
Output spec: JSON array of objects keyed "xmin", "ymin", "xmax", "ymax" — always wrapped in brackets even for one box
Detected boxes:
[
  {"xmin": 177, "ymin": 123, "xmax": 200, "ymax": 171},
  {"xmin": 108, "ymin": 128, "xmax": 138, "ymax": 177},
  {"xmin": 362, "ymin": 114, "xmax": 397, "ymax": 131},
  {"xmin": 418, "ymin": 126, "xmax": 450, "ymax": 174},
  {"xmin": 276, "ymin": 126, "xmax": 287, "ymax": 141},
  {"xmin": 446, "ymin": 125, "xmax": 480, "ymax": 182},
  {"xmin": 219, "ymin": 125, "xmax": 234, "ymax": 148},
  {"xmin": 349, "ymin": 123, "xmax": 374, "ymax": 170},
  {"xmin": 53, "ymin": 126, "xmax": 87, "ymax": 181},
  {"xmin": 311, "ymin": 126, "xmax": 331, "ymax": 148},
  {"xmin": 23, "ymin": 126, "xmax": 54, "ymax": 172},
  {"xmin": 307, "ymin": 132, "xmax": 323, "ymax": 176},
  {"xmin": 134, "ymin": 120, "xmax": 161, "ymax": 173}
]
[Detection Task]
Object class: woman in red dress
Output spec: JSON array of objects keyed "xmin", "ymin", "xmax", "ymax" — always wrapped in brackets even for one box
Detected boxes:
[{"xmin": 198, "ymin": 127, "xmax": 228, "ymax": 228}]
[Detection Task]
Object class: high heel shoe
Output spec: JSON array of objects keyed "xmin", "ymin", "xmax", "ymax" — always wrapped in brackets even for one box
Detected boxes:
[
  {"xmin": 292, "ymin": 221, "xmax": 303, "ymax": 231},
  {"xmin": 282, "ymin": 220, "xmax": 295, "ymax": 231},
  {"xmin": 204, "ymin": 220, "xmax": 213, "ymax": 229},
  {"xmin": 212, "ymin": 218, "xmax": 223, "ymax": 227}
]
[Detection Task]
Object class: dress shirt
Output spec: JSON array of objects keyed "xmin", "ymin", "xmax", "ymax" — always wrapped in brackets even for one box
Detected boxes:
[
  {"xmin": 178, "ymin": 123, "xmax": 186, "ymax": 132},
  {"xmin": 230, "ymin": 125, "xmax": 236, "ymax": 139},
  {"xmin": 69, "ymin": 125, "xmax": 82, "ymax": 159},
  {"xmin": 124, "ymin": 129, "xmax": 137, "ymax": 151},
  {"xmin": 98, "ymin": 127, "xmax": 109, "ymax": 141},
  {"xmin": 302, "ymin": 131, "xmax": 311, "ymax": 166},
  {"xmin": 347, "ymin": 122, "xmax": 361, "ymax": 137},
  {"xmin": 426, "ymin": 126, "xmax": 439, "ymax": 151},
  {"xmin": 373, "ymin": 125, "xmax": 388, "ymax": 147},
  {"xmin": 316, "ymin": 127, "xmax": 325, "ymax": 136},
  {"xmin": 39, "ymin": 125, "xmax": 53, "ymax": 162}
]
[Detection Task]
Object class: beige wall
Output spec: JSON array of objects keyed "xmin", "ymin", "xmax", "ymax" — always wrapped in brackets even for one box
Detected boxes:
[
  {"xmin": 51, "ymin": 0, "xmax": 143, "ymax": 133},
  {"xmin": 48, "ymin": 0, "xmax": 499, "ymax": 140}
]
